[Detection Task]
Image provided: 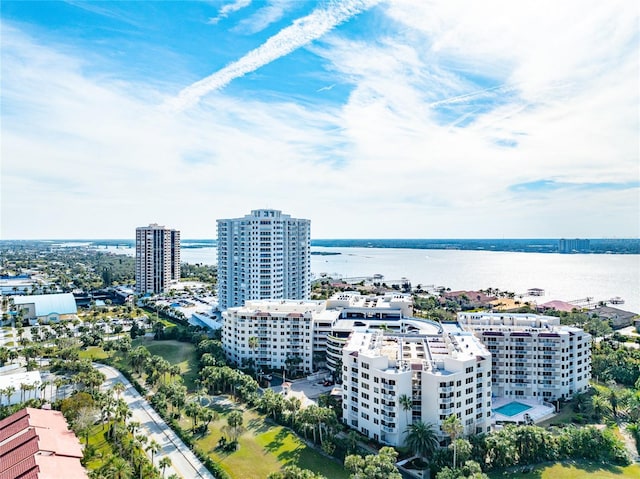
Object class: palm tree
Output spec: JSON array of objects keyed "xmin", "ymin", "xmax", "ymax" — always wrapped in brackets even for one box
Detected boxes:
[
  {"xmin": 226, "ymin": 410, "xmax": 244, "ymax": 442},
  {"xmin": 20, "ymin": 382, "xmax": 28, "ymax": 402},
  {"xmin": 158, "ymin": 456, "xmax": 172, "ymax": 478},
  {"xmin": 106, "ymin": 456, "xmax": 133, "ymax": 479},
  {"xmin": 135, "ymin": 434, "xmax": 148, "ymax": 447},
  {"xmin": 168, "ymin": 364, "xmax": 181, "ymax": 382},
  {"xmin": 147, "ymin": 439, "xmax": 160, "ymax": 465},
  {"xmin": 112, "ymin": 382, "xmax": 126, "ymax": 400},
  {"xmin": 285, "ymin": 396, "xmax": 302, "ymax": 427},
  {"xmin": 185, "ymin": 401, "xmax": 200, "ymax": 430},
  {"xmin": 404, "ymin": 421, "xmax": 439, "ymax": 461},
  {"xmin": 442, "ymin": 414, "xmax": 463, "ymax": 468},
  {"xmin": 248, "ymin": 336, "xmax": 259, "ymax": 377},
  {"xmin": 591, "ymin": 394, "xmax": 611, "ymax": 420},
  {"xmin": 5, "ymin": 386, "xmax": 15, "ymax": 405},
  {"xmin": 399, "ymin": 393, "xmax": 413, "ymax": 427}
]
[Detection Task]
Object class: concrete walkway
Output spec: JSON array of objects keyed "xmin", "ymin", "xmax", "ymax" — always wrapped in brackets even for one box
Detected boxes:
[{"xmin": 96, "ymin": 363, "xmax": 215, "ymax": 479}]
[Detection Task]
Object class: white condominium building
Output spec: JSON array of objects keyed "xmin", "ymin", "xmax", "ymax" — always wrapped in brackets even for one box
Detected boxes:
[
  {"xmin": 135, "ymin": 224, "xmax": 180, "ymax": 294},
  {"xmin": 341, "ymin": 324, "xmax": 492, "ymax": 447},
  {"xmin": 217, "ymin": 209, "xmax": 311, "ymax": 310},
  {"xmin": 457, "ymin": 312, "xmax": 591, "ymax": 401},
  {"xmin": 222, "ymin": 300, "xmax": 340, "ymax": 373},
  {"xmin": 325, "ymin": 292, "xmax": 414, "ymax": 372},
  {"xmin": 221, "ymin": 292, "xmax": 413, "ymax": 374}
]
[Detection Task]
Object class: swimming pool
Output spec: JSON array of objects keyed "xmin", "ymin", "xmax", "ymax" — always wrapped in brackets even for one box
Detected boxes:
[{"xmin": 493, "ymin": 401, "xmax": 532, "ymax": 417}]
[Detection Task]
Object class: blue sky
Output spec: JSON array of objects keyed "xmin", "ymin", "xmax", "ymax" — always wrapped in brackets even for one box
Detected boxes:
[{"xmin": 1, "ymin": 0, "xmax": 638, "ymax": 239}]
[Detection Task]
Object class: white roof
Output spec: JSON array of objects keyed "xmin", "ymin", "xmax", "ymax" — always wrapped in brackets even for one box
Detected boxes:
[{"xmin": 0, "ymin": 371, "xmax": 42, "ymax": 389}]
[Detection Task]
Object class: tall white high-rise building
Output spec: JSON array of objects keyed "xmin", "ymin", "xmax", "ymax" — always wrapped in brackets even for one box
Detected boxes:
[
  {"xmin": 135, "ymin": 224, "xmax": 180, "ymax": 294},
  {"xmin": 217, "ymin": 209, "xmax": 310, "ymax": 310}
]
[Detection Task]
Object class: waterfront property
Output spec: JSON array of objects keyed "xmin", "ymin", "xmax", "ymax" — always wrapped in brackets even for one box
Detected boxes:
[
  {"xmin": 222, "ymin": 292, "xmax": 414, "ymax": 374},
  {"xmin": 340, "ymin": 325, "xmax": 492, "ymax": 446},
  {"xmin": 219, "ymin": 294, "xmax": 594, "ymax": 445},
  {"xmin": 222, "ymin": 299, "xmax": 339, "ymax": 373},
  {"xmin": 135, "ymin": 223, "xmax": 180, "ymax": 294},
  {"xmin": 457, "ymin": 312, "xmax": 591, "ymax": 401},
  {"xmin": 217, "ymin": 209, "xmax": 311, "ymax": 310}
]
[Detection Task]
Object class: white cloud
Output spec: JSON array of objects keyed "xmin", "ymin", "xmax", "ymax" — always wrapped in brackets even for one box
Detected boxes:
[
  {"xmin": 208, "ymin": 0, "xmax": 252, "ymax": 25},
  {"xmin": 1, "ymin": 0, "xmax": 638, "ymax": 239},
  {"xmin": 234, "ymin": 0, "xmax": 292, "ymax": 34},
  {"xmin": 168, "ymin": 0, "xmax": 382, "ymax": 110}
]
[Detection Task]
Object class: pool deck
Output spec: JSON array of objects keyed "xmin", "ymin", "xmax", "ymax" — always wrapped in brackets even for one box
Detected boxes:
[{"xmin": 491, "ymin": 397, "xmax": 555, "ymax": 425}]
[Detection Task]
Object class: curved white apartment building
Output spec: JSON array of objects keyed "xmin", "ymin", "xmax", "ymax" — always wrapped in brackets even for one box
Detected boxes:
[{"xmin": 222, "ymin": 299, "xmax": 339, "ymax": 373}]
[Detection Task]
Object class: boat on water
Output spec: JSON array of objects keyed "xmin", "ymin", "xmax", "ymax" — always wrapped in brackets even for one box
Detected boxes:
[
  {"xmin": 527, "ymin": 288, "xmax": 545, "ymax": 296},
  {"xmin": 609, "ymin": 296, "xmax": 625, "ymax": 305}
]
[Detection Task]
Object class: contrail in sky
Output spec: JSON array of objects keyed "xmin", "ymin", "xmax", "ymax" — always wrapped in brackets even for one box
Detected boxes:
[{"xmin": 166, "ymin": 0, "xmax": 380, "ymax": 111}]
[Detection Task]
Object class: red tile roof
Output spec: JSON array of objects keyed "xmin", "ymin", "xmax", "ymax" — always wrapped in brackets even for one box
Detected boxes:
[{"xmin": 0, "ymin": 408, "xmax": 88, "ymax": 479}]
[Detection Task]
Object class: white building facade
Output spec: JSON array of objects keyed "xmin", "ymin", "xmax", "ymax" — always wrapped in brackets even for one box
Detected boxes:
[
  {"xmin": 458, "ymin": 312, "xmax": 591, "ymax": 401},
  {"xmin": 217, "ymin": 209, "xmax": 310, "ymax": 310},
  {"xmin": 222, "ymin": 300, "xmax": 339, "ymax": 373},
  {"xmin": 135, "ymin": 224, "xmax": 180, "ymax": 294},
  {"xmin": 341, "ymin": 326, "xmax": 492, "ymax": 447}
]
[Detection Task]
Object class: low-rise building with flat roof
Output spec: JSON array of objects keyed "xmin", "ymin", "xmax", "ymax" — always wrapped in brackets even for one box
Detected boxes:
[
  {"xmin": 0, "ymin": 371, "xmax": 42, "ymax": 406},
  {"xmin": 13, "ymin": 293, "xmax": 78, "ymax": 325}
]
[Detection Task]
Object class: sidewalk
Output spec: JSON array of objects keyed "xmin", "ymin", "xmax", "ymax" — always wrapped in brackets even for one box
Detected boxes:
[{"xmin": 96, "ymin": 363, "xmax": 215, "ymax": 479}]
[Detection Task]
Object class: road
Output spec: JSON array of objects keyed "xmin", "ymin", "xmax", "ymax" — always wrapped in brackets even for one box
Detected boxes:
[{"xmin": 96, "ymin": 363, "xmax": 215, "ymax": 479}]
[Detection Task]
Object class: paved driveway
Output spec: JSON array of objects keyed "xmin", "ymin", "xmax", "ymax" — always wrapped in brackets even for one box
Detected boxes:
[{"xmin": 96, "ymin": 363, "xmax": 214, "ymax": 479}]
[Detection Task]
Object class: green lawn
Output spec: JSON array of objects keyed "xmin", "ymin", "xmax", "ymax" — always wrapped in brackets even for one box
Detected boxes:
[
  {"xmin": 85, "ymin": 423, "xmax": 114, "ymax": 471},
  {"xmin": 78, "ymin": 346, "xmax": 110, "ymax": 361},
  {"xmin": 132, "ymin": 339, "xmax": 199, "ymax": 390},
  {"xmin": 79, "ymin": 341, "xmax": 346, "ymax": 478},
  {"xmin": 184, "ymin": 402, "xmax": 349, "ymax": 479},
  {"xmin": 488, "ymin": 461, "xmax": 640, "ymax": 479}
]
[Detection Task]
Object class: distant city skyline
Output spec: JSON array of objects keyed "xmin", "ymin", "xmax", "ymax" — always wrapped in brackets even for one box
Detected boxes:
[{"xmin": 1, "ymin": 1, "xmax": 638, "ymax": 239}]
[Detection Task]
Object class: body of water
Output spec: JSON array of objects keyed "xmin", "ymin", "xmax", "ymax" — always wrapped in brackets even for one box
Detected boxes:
[{"xmin": 100, "ymin": 245, "xmax": 639, "ymax": 314}]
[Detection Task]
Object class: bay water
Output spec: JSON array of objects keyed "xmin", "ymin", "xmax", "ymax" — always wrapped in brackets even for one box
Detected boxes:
[{"xmin": 103, "ymin": 245, "xmax": 639, "ymax": 314}]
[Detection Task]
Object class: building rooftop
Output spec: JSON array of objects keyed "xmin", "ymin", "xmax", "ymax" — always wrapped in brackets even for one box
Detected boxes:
[
  {"xmin": 13, "ymin": 293, "xmax": 77, "ymax": 317},
  {"xmin": 344, "ymin": 324, "xmax": 489, "ymax": 375},
  {"xmin": 0, "ymin": 407, "xmax": 87, "ymax": 479},
  {"xmin": 0, "ymin": 371, "xmax": 42, "ymax": 392},
  {"xmin": 234, "ymin": 299, "xmax": 329, "ymax": 315}
]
